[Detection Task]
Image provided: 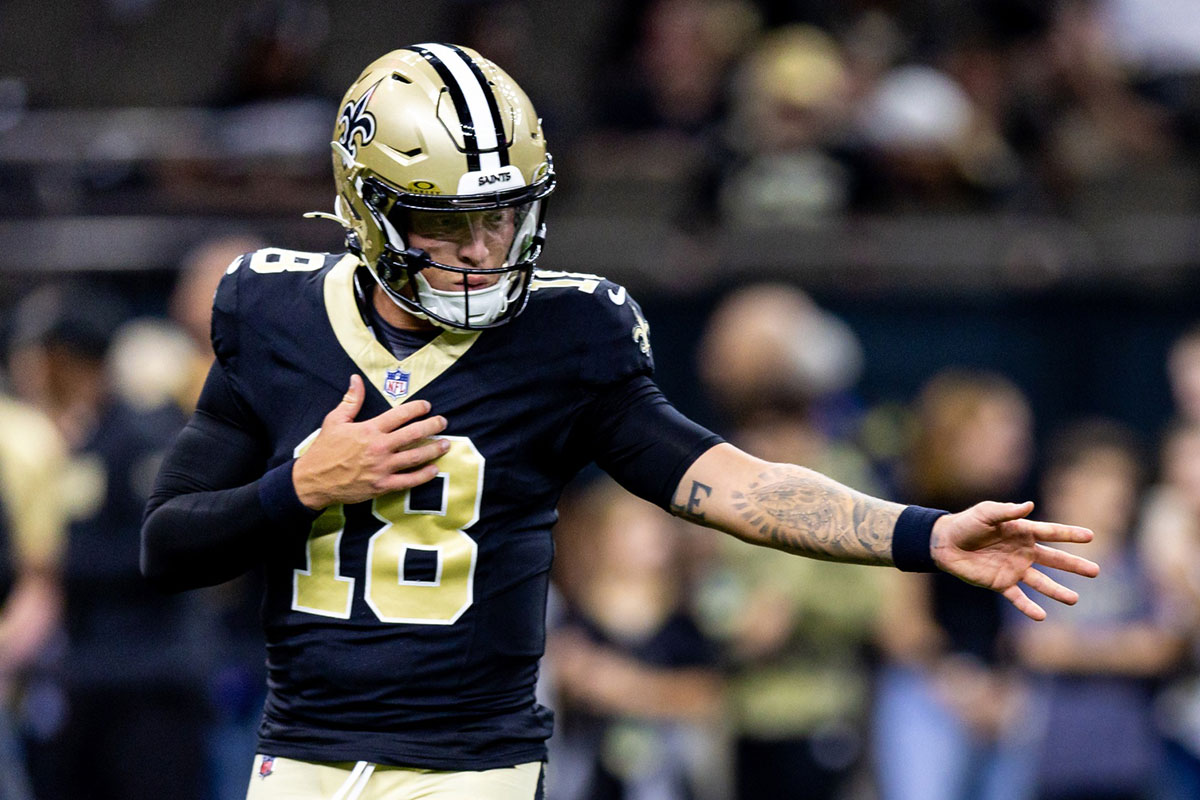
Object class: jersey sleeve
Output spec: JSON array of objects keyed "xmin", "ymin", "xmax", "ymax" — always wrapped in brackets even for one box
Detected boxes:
[
  {"xmin": 576, "ymin": 279, "xmax": 656, "ymax": 387},
  {"xmin": 210, "ymin": 252, "xmax": 249, "ymax": 372},
  {"xmin": 568, "ymin": 376, "xmax": 724, "ymax": 510},
  {"xmin": 556, "ymin": 279, "xmax": 719, "ymax": 506}
]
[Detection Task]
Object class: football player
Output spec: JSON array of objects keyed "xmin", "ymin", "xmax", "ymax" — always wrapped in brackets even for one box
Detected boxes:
[{"xmin": 142, "ymin": 44, "xmax": 1098, "ymax": 800}]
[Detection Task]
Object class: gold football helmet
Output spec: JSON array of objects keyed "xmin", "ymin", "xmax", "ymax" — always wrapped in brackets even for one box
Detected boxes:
[{"xmin": 325, "ymin": 44, "xmax": 555, "ymax": 329}]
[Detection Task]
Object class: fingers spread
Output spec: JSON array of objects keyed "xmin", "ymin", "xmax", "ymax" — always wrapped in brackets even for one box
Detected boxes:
[
  {"xmin": 1034, "ymin": 544, "xmax": 1100, "ymax": 578},
  {"xmin": 1003, "ymin": 584, "xmax": 1047, "ymax": 622},
  {"xmin": 373, "ymin": 399, "xmax": 434, "ymax": 432},
  {"xmin": 1021, "ymin": 567, "xmax": 1079, "ymax": 606},
  {"xmin": 1015, "ymin": 519, "xmax": 1094, "ymax": 545}
]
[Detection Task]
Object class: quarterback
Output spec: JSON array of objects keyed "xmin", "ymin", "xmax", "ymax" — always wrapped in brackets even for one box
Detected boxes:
[{"xmin": 142, "ymin": 44, "xmax": 1097, "ymax": 800}]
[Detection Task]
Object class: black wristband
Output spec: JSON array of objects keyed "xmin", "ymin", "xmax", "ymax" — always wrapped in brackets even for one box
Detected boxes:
[
  {"xmin": 892, "ymin": 505, "xmax": 948, "ymax": 572},
  {"xmin": 258, "ymin": 460, "xmax": 321, "ymax": 525}
]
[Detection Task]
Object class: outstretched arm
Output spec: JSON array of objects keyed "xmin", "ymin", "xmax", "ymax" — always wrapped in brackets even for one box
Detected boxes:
[{"xmin": 670, "ymin": 444, "xmax": 1099, "ymax": 620}]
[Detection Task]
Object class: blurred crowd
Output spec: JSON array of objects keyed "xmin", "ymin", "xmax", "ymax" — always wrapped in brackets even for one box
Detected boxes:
[
  {"xmin": 583, "ymin": 0, "xmax": 1200, "ymax": 226},
  {"xmin": 2, "ymin": 0, "xmax": 1200, "ymax": 799},
  {"xmin": 4, "ymin": 0, "xmax": 1200, "ymax": 227}
]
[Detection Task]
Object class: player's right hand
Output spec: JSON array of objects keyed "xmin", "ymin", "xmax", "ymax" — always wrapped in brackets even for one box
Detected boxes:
[{"xmin": 292, "ymin": 374, "xmax": 449, "ymax": 510}]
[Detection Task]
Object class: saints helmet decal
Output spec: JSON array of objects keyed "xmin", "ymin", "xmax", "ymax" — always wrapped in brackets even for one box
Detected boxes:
[{"xmin": 336, "ymin": 80, "xmax": 379, "ymax": 159}]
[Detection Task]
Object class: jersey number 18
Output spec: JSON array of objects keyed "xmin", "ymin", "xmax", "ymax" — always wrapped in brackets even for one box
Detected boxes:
[{"xmin": 291, "ymin": 435, "xmax": 483, "ymax": 625}]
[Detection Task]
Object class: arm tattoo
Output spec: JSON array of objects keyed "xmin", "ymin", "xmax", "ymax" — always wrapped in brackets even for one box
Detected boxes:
[
  {"xmin": 671, "ymin": 481, "xmax": 712, "ymax": 522},
  {"xmin": 729, "ymin": 465, "xmax": 901, "ymax": 565}
]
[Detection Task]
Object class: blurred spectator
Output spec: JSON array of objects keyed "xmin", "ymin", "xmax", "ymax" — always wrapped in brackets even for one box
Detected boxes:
[
  {"xmin": 693, "ymin": 284, "xmax": 885, "ymax": 800},
  {"xmin": 873, "ymin": 369, "xmax": 1036, "ymax": 800},
  {"xmin": 719, "ymin": 25, "xmax": 855, "ymax": 226},
  {"xmin": 579, "ymin": 0, "xmax": 761, "ymax": 225},
  {"xmin": 157, "ymin": 0, "xmax": 333, "ymax": 215},
  {"xmin": 171, "ymin": 235, "xmax": 266, "ymax": 406},
  {"xmin": 9, "ymin": 283, "xmax": 212, "ymax": 800},
  {"xmin": 696, "ymin": 283, "xmax": 863, "ymax": 423},
  {"xmin": 1167, "ymin": 324, "xmax": 1200, "ymax": 425},
  {"xmin": 110, "ymin": 236, "xmax": 264, "ymax": 432},
  {"xmin": 854, "ymin": 64, "xmax": 1019, "ymax": 211},
  {"xmin": 1097, "ymin": 0, "xmax": 1200, "ymax": 147},
  {"xmin": 1013, "ymin": 419, "xmax": 1182, "ymax": 800},
  {"xmin": 1036, "ymin": 1, "xmax": 1186, "ymax": 215},
  {"xmin": 210, "ymin": 0, "xmax": 328, "ymax": 110},
  {"xmin": 1140, "ymin": 418, "xmax": 1200, "ymax": 798},
  {"xmin": 597, "ymin": 0, "xmax": 759, "ymax": 135},
  {"xmin": 0, "ymin": 392, "xmax": 66, "ymax": 800},
  {"xmin": 548, "ymin": 480, "xmax": 724, "ymax": 800},
  {"xmin": 108, "ymin": 318, "xmax": 196, "ymax": 417}
]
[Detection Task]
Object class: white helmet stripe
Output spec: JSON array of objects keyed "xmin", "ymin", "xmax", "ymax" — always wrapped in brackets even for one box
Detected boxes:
[
  {"xmin": 446, "ymin": 43, "xmax": 511, "ymax": 169},
  {"xmin": 417, "ymin": 43, "xmax": 504, "ymax": 174}
]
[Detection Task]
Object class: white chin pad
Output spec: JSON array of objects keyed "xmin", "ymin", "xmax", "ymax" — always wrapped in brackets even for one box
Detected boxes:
[{"xmin": 412, "ymin": 272, "xmax": 512, "ymax": 327}]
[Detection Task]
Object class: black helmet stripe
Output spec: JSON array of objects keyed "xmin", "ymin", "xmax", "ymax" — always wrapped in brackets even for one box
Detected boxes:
[
  {"xmin": 405, "ymin": 44, "xmax": 512, "ymax": 174},
  {"xmin": 445, "ymin": 43, "xmax": 510, "ymax": 168},
  {"xmin": 405, "ymin": 44, "xmax": 481, "ymax": 172}
]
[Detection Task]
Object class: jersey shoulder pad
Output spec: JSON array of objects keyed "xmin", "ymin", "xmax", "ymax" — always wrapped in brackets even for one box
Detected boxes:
[
  {"xmin": 529, "ymin": 269, "xmax": 653, "ymax": 385},
  {"xmin": 212, "ymin": 248, "xmax": 342, "ymax": 366}
]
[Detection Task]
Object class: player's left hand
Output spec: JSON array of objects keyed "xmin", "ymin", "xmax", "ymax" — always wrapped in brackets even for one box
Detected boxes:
[{"xmin": 931, "ymin": 501, "xmax": 1098, "ymax": 621}]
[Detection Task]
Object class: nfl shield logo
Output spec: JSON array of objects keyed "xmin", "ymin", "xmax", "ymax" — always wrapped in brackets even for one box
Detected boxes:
[
  {"xmin": 258, "ymin": 756, "xmax": 275, "ymax": 779},
  {"xmin": 384, "ymin": 368, "xmax": 410, "ymax": 400}
]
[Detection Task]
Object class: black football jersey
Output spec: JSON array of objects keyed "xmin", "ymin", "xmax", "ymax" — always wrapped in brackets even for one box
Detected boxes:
[{"xmin": 212, "ymin": 249, "xmax": 660, "ymax": 770}]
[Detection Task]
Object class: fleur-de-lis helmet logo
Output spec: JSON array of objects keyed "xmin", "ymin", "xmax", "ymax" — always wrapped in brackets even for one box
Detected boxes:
[{"xmin": 337, "ymin": 80, "xmax": 380, "ymax": 159}]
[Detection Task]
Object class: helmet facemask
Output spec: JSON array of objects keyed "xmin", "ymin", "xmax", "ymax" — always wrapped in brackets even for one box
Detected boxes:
[{"xmin": 360, "ymin": 174, "xmax": 552, "ymax": 330}]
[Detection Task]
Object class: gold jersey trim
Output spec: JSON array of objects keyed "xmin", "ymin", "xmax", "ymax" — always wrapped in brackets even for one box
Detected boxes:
[{"xmin": 323, "ymin": 255, "xmax": 480, "ymax": 407}]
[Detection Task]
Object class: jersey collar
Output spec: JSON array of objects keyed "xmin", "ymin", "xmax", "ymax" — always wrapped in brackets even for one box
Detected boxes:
[{"xmin": 323, "ymin": 254, "xmax": 480, "ymax": 406}]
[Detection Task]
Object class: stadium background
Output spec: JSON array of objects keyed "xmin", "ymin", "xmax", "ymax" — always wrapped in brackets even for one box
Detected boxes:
[{"xmin": 1, "ymin": 1, "xmax": 1199, "ymax": 799}]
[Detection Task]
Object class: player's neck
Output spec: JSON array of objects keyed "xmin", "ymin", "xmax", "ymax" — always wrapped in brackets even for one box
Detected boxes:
[{"xmin": 371, "ymin": 284, "xmax": 438, "ymax": 332}]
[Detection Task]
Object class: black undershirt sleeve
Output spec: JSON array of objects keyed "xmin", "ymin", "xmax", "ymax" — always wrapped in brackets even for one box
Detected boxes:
[
  {"xmin": 140, "ymin": 361, "xmax": 317, "ymax": 593},
  {"xmin": 573, "ymin": 375, "xmax": 724, "ymax": 510}
]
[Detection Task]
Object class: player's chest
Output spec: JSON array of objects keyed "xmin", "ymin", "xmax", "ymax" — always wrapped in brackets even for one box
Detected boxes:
[{"xmin": 252, "ymin": 331, "xmax": 586, "ymax": 479}]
